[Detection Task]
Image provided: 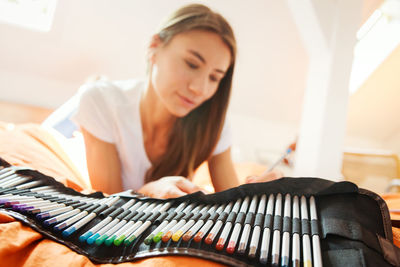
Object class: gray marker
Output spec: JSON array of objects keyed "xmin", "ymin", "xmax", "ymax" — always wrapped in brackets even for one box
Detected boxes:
[
  {"xmin": 281, "ymin": 194, "xmax": 291, "ymax": 267},
  {"xmin": 292, "ymin": 196, "xmax": 300, "ymax": 267},
  {"xmin": 271, "ymin": 193, "xmax": 282, "ymax": 266},
  {"xmin": 310, "ymin": 196, "xmax": 322, "ymax": 267},
  {"xmin": 238, "ymin": 195, "xmax": 258, "ymax": 253},
  {"xmin": 301, "ymin": 196, "xmax": 312, "ymax": 267},
  {"xmin": 260, "ymin": 193, "xmax": 275, "ymax": 263},
  {"xmin": 248, "ymin": 194, "xmax": 267, "ymax": 258}
]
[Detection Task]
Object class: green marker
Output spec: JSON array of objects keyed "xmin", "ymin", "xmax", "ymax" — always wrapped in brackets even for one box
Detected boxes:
[
  {"xmin": 94, "ymin": 201, "xmax": 143, "ymax": 245},
  {"xmin": 122, "ymin": 202, "xmax": 172, "ymax": 246},
  {"xmin": 124, "ymin": 234, "xmax": 137, "ymax": 245},
  {"xmin": 114, "ymin": 235, "xmax": 127, "ymax": 246},
  {"xmin": 125, "ymin": 201, "xmax": 173, "ymax": 245},
  {"xmin": 153, "ymin": 203, "xmax": 195, "ymax": 243},
  {"xmin": 108, "ymin": 202, "xmax": 154, "ymax": 246},
  {"xmin": 153, "ymin": 232, "xmax": 164, "ymax": 243},
  {"xmin": 131, "ymin": 208, "xmax": 172, "ymax": 246},
  {"xmin": 95, "ymin": 234, "xmax": 109, "ymax": 246},
  {"xmin": 144, "ymin": 234, "xmax": 156, "ymax": 245}
]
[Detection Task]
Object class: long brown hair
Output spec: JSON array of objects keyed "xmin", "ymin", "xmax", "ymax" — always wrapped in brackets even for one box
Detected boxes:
[{"xmin": 145, "ymin": 4, "xmax": 237, "ymax": 182}]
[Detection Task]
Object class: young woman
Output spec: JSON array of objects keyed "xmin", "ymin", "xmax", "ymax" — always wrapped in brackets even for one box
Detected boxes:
[{"xmin": 72, "ymin": 4, "xmax": 282, "ymax": 198}]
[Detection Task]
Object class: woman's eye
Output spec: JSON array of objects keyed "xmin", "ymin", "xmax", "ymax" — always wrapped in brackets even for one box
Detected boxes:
[
  {"xmin": 210, "ymin": 75, "xmax": 219, "ymax": 82},
  {"xmin": 185, "ymin": 60, "xmax": 198, "ymax": 69}
]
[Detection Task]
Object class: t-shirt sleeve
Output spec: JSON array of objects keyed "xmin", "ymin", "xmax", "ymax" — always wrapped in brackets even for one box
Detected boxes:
[
  {"xmin": 212, "ymin": 119, "xmax": 233, "ymax": 156},
  {"xmin": 71, "ymin": 82, "xmax": 115, "ymax": 143}
]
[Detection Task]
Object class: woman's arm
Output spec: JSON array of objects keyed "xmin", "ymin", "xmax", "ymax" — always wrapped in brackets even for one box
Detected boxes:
[
  {"xmin": 208, "ymin": 148, "xmax": 240, "ymax": 192},
  {"xmin": 208, "ymin": 148, "xmax": 284, "ymax": 192},
  {"xmin": 81, "ymin": 127, "xmax": 123, "ymax": 194}
]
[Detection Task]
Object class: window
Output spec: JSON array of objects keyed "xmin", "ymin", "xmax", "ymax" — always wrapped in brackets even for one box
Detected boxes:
[
  {"xmin": 349, "ymin": 0, "xmax": 400, "ymax": 94},
  {"xmin": 0, "ymin": 0, "xmax": 57, "ymax": 32}
]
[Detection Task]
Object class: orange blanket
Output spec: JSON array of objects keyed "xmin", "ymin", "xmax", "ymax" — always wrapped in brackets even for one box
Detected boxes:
[{"xmin": 0, "ymin": 122, "xmax": 399, "ymax": 266}]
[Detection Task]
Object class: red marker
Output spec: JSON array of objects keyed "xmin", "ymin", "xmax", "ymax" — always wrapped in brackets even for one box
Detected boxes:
[
  {"xmin": 225, "ymin": 196, "xmax": 250, "ymax": 254},
  {"xmin": 215, "ymin": 198, "xmax": 242, "ymax": 250}
]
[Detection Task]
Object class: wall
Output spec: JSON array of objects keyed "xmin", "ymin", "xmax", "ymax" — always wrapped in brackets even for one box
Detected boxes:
[
  {"xmin": 0, "ymin": 0, "xmax": 397, "ymax": 167},
  {"xmin": 0, "ymin": 0, "xmax": 308, "ymax": 163}
]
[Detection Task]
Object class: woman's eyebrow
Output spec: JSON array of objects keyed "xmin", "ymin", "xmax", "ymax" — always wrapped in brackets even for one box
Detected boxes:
[{"xmin": 187, "ymin": 49, "xmax": 226, "ymax": 74}]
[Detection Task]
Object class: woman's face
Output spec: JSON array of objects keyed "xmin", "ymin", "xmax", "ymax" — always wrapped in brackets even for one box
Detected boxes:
[{"xmin": 149, "ymin": 30, "xmax": 231, "ymax": 117}]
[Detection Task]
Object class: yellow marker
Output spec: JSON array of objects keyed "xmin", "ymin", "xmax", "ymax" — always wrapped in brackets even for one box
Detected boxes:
[
  {"xmin": 301, "ymin": 196, "xmax": 313, "ymax": 267},
  {"xmin": 172, "ymin": 230, "xmax": 184, "ymax": 242}
]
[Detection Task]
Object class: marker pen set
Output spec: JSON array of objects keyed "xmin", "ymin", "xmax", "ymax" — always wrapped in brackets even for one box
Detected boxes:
[{"xmin": 1, "ymin": 166, "xmax": 324, "ymax": 266}]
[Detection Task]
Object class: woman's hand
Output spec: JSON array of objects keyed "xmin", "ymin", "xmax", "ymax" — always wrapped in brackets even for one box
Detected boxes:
[
  {"xmin": 245, "ymin": 170, "xmax": 283, "ymax": 184},
  {"xmin": 138, "ymin": 176, "xmax": 205, "ymax": 199}
]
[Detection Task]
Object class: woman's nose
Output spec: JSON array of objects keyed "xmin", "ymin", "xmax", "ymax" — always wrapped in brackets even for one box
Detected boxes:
[{"xmin": 189, "ymin": 76, "xmax": 208, "ymax": 96}]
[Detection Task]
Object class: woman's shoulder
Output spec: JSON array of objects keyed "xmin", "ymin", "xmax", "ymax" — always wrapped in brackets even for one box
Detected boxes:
[{"xmin": 78, "ymin": 78, "xmax": 145, "ymax": 104}]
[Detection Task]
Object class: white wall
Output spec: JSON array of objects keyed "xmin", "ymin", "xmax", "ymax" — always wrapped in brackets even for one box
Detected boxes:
[{"xmin": 0, "ymin": 0, "xmax": 308, "ymax": 164}]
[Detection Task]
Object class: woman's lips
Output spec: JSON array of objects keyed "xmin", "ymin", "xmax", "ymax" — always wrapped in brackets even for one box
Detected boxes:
[{"xmin": 178, "ymin": 94, "xmax": 196, "ymax": 107}]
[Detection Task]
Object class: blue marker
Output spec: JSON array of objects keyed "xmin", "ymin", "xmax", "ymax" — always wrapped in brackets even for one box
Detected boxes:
[
  {"xmin": 77, "ymin": 198, "xmax": 132, "ymax": 242},
  {"xmin": 93, "ymin": 201, "xmax": 144, "ymax": 245}
]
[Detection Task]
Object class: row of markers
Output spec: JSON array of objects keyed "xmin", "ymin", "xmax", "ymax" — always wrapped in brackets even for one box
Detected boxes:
[{"xmin": 0, "ymin": 166, "xmax": 323, "ymax": 267}]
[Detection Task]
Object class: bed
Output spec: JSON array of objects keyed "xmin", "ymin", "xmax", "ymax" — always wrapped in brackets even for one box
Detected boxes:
[{"xmin": 0, "ymin": 122, "xmax": 399, "ymax": 266}]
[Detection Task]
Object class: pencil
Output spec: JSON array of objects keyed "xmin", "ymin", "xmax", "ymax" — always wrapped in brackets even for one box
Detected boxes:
[{"xmin": 263, "ymin": 147, "xmax": 293, "ymax": 175}]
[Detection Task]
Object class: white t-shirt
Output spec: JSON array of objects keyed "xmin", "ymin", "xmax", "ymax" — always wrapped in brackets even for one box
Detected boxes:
[{"xmin": 72, "ymin": 79, "xmax": 232, "ymax": 190}]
